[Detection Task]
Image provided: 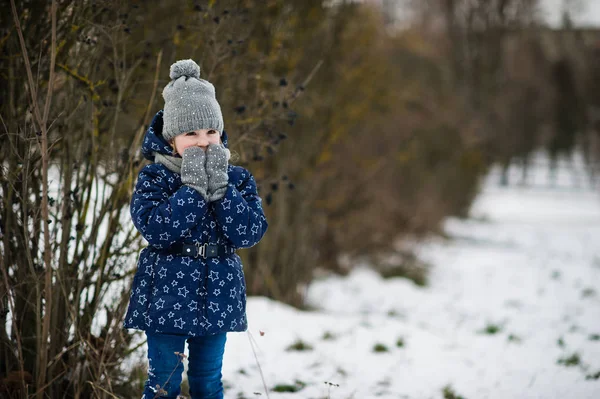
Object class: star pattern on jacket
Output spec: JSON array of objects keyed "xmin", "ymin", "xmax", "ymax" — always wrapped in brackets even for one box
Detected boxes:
[{"xmin": 123, "ymin": 111, "xmax": 268, "ymax": 337}]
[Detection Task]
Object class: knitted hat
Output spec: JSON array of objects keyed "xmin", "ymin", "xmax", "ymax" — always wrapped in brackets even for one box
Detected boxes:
[{"xmin": 161, "ymin": 59, "xmax": 224, "ymax": 141}]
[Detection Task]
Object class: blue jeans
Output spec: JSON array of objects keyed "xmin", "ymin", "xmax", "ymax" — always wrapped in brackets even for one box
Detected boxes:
[{"xmin": 141, "ymin": 332, "xmax": 227, "ymax": 399}]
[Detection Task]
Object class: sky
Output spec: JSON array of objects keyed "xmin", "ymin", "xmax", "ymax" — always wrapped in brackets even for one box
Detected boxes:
[
  {"xmin": 383, "ymin": 0, "xmax": 600, "ymax": 29},
  {"xmin": 540, "ymin": 0, "xmax": 600, "ymax": 27}
]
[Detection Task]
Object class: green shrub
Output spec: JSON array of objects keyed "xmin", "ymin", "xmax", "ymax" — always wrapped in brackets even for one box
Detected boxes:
[
  {"xmin": 442, "ymin": 384, "xmax": 466, "ymax": 399},
  {"xmin": 507, "ymin": 334, "xmax": 521, "ymax": 343},
  {"xmin": 286, "ymin": 339, "xmax": 313, "ymax": 352},
  {"xmin": 479, "ymin": 323, "xmax": 502, "ymax": 335},
  {"xmin": 373, "ymin": 343, "xmax": 389, "ymax": 353},
  {"xmin": 272, "ymin": 380, "xmax": 306, "ymax": 392},
  {"xmin": 557, "ymin": 353, "xmax": 581, "ymax": 367}
]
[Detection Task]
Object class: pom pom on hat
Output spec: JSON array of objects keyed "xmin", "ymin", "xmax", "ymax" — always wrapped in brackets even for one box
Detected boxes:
[{"xmin": 169, "ymin": 59, "xmax": 201, "ymax": 80}]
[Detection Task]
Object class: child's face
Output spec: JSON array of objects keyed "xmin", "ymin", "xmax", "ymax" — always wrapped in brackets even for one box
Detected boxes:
[{"xmin": 172, "ymin": 129, "xmax": 221, "ymax": 156}]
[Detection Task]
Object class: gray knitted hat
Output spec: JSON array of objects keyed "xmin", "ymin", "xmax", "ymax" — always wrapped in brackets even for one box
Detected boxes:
[{"xmin": 161, "ymin": 59, "xmax": 224, "ymax": 141}]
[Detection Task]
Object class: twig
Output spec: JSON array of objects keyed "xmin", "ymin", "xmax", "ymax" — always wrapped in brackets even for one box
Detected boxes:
[
  {"xmin": 10, "ymin": 0, "xmax": 41, "ymax": 128},
  {"xmin": 0, "ymin": 241, "xmax": 27, "ymax": 396},
  {"xmin": 153, "ymin": 352, "xmax": 186, "ymax": 399},
  {"xmin": 300, "ymin": 59, "xmax": 324, "ymax": 93},
  {"xmin": 31, "ymin": 368, "xmax": 67, "ymax": 398},
  {"xmin": 87, "ymin": 381, "xmax": 122, "ymax": 399},
  {"xmin": 10, "ymin": 1, "xmax": 58, "ymax": 397},
  {"xmin": 123, "ymin": 336, "xmax": 148, "ymax": 357},
  {"xmin": 43, "ymin": 4, "xmax": 57, "ymax": 125},
  {"xmin": 230, "ymin": 59, "xmax": 324, "ymax": 149},
  {"xmin": 143, "ymin": 49, "xmax": 163, "ymax": 128},
  {"xmin": 131, "ymin": 49, "xmax": 163, "ymax": 159},
  {"xmin": 247, "ymin": 330, "xmax": 270, "ymax": 399}
]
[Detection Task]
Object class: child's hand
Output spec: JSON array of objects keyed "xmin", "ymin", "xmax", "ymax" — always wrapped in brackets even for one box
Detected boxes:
[
  {"xmin": 181, "ymin": 146, "xmax": 209, "ymax": 201},
  {"xmin": 206, "ymin": 143, "xmax": 229, "ymax": 201}
]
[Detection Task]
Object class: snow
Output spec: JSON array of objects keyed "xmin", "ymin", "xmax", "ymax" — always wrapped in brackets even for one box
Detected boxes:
[{"xmin": 219, "ymin": 153, "xmax": 600, "ymax": 399}]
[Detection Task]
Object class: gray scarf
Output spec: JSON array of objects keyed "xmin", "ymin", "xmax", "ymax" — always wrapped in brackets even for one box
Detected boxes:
[{"xmin": 154, "ymin": 152, "xmax": 182, "ymax": 174}]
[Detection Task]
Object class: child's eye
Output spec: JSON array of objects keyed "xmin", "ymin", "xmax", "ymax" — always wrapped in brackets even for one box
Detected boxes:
[
  {"xmin": 208, "ymin": 130, "xmax": 218, "ymax": 135},
  {"xmin": 186, "ymin": 132, "xmax": 196, "ymax": 136}
]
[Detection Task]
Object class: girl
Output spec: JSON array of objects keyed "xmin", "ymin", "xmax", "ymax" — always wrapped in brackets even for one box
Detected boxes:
[{"xmin": 123, "ymin": 59, "xmax": 268, "ymax": 399}]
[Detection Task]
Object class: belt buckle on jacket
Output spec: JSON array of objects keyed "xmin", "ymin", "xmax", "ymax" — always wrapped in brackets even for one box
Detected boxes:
[{"xmin": 196, "ymin": 242, "xmax": 208, "ymax": 259}]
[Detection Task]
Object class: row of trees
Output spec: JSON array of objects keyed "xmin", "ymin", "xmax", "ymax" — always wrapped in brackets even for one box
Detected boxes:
[{"xmin": 1, "ymin": 0, "xmax": 598, "ymax": 397}]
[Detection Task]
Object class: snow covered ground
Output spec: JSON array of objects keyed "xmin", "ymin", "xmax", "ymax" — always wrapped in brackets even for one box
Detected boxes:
[{"xmin": 221, "ymin": 155, "xmax": 600, "ymax": 399}]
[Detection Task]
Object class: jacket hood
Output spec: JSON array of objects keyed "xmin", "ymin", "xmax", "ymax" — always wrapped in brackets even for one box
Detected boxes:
[{"xmin": 141, "ymin": 110, "xmax": 230, "ymax": 162}]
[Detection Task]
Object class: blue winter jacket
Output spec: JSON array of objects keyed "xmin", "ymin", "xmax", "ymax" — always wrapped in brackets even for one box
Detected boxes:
[{"xmin": 123, "ymin": 110, "xmax": 268, "ymax": 336}]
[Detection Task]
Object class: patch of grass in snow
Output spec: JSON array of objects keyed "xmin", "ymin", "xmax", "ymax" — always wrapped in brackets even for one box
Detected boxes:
[
  {"xmin": 374, "ymin": 378, "xmax": 392, "ymax": 396},
  {"xmin": 377, "ymin": 378, "xmax": 391, "ymax": 387},
  {"xmin": 557, "ymin": 337, "xmax": 566, "ymax": 348},
  {"xmin": 309, "ymin": 361, "xmax": 323, "ymax": 369},
  {"xmin": 478, "ymin": 323, "xmax": 502, "ymax": 335},
  {"xmin": 322, "ymin": 331, "xmax": 337, "ymax": 340},
  {"xmin": 298, "ymin": 303, "xmax": 320, "ymax": 312},
  {"xmin": 568, "ymin": 324, "xmax": 580, "ymax": 333},
  {"xmin": 589, "ymin": 333, "xmax": 600, "ymax": 341},
  {"xmin": 557, "ymin": 352, "xmax": 581, "ymax": 367},
  {"xmin": 387, "ymin": 309, "xmax": 407, "ymax": 319},
  {"xmin": 507, "ymin": 334, "xmax": 521, "ymax": 343},
  {"xmin": 504, "ymin": 299, "xmax": 523, "ymax": 309},
  {"xmin": 272, "ymin": 380, "xmax": 306, "ymax": 392},
  {"xmin": 286, "ymin": 339, "xmax": 314, "ymax": 351},
  {"xmin": 551, "ymin": 270, "xmax": 561, "ymax": 280},
  {"xmin": 360, "ymin": 320, "xmax": 373, "ymax": 328},
  {"xmin": 586, "ymin": 370, "xmax": 600, "ymax": 380},
  {"xmin": 396, "ymin": 337, "xmax": 405, "ymax": 347},
  {"xmin": 235, "ymin": 392, "xmax": 263, "ymax": 399},
  {"xmin": 238, "ymin": 368, "xmax": 248, "ymax": 375},
  {"xmin": 442, "ymin": 384, "xmax": 466, "ymax": 399},
  {"xmin": 373, "ymin": 343, "xmax": 389, "ymax": 353},
  {"xmin": 581, "ymin": 287, "xmax": 596, "ymax": 298},
  {"xmin": 369, "ymin": 251, "xmax": 429, "ymax": 287},
  {"xmin": 555, "ymin": 351, "xmax": 598, "ymax": 379},
  {"xmin": 469, "ymin": 214, "xmax": 491, "ymax": 223}
]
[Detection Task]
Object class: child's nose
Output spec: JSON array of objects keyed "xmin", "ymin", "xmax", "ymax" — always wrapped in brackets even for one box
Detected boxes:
[{"xmin": 196, "ymin": 138, "xmax": 209, "ymax": 149}]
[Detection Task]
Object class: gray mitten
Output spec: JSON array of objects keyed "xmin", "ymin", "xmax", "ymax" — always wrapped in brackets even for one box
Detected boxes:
[
  {"xmin": 206, "ymin": 143, "xmax": 230, "ymax": 202},
  {"xmin": 181, "ymin": 146, "xmax": 209, "ymax": 200}
]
